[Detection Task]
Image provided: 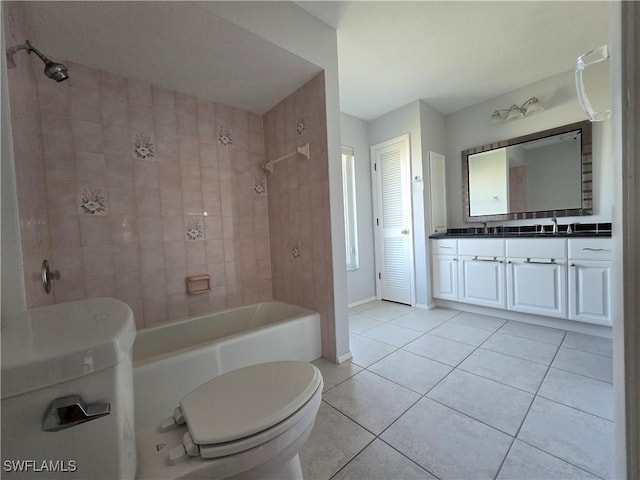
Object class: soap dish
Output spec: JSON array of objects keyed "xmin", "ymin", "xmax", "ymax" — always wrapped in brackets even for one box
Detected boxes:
[{"xmin": 186, "ymin": 275, "xmax": 211, "ymax": 295}]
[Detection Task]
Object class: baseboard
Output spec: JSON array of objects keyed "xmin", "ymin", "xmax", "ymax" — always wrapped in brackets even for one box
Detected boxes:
[
  {"xmin": 434, "ymin": 299, "xmax": 612, "ymax": 339},
  {"xmin": 336, "ymin": 351, "xmax": 353, "ymax": 364},
  {"xmin": 348, "ymin": 296, "xmax": 377, "ymax": 308},
  {"xmin": 415, "ymin": 302, "xmax": 435, "ymax": 310}
]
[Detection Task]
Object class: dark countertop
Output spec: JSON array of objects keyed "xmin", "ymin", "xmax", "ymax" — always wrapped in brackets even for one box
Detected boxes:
[
  {"xmin": 429, "ymin": 232, "xmax": 612, "ymax": 239},
  {"xmin": 430, "ymin": 221, "xmax": 612, "ymax": 239}
]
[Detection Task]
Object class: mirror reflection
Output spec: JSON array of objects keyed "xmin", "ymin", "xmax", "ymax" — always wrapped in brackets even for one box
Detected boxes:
[
  {"xmin": 468, "ymin": 130, "xmax": 582, "ymax": 216},
  {"xmin": 462, "ymin": 121, "xmax": 592, "ymax": 222}
]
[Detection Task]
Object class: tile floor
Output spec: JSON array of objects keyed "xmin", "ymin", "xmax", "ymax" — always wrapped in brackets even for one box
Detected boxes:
[{"xmin": 300, "ymin": 301, "xmax": 614, "ymax": 480}]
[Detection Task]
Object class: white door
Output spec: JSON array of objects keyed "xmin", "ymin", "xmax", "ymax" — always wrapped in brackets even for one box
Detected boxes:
[{"xmin": 371, "ymin": 135, "xmax": 413, "ymax": 305}]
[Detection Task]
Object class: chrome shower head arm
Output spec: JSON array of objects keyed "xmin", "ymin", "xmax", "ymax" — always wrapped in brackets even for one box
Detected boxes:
[{"xmin": 24, "ymin": 40, "xmax": 52, "ymax": 64}]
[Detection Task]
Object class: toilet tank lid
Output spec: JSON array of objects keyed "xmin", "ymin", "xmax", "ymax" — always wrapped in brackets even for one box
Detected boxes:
[{"xmin": 1, "ymin": 298, "xmax": 136, "ymax": 399}]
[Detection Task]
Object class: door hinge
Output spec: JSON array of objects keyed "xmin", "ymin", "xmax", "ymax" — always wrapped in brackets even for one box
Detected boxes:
[
  {"xmin": 378, "ymin": 272, "xmax": 382, "ymax": 280},
  {"xmin": 376, "ymin": 218, "xmax": 379, "ymax": 226},
  {"xmin": 374, "ymin": 163, "xmax": 377, "ymax": 171}
]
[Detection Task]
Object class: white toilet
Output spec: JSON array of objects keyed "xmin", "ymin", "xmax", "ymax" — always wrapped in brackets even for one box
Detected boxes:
[{"xmin": 1, "ymin": 298, "xmax": 323, "ymax": 479}]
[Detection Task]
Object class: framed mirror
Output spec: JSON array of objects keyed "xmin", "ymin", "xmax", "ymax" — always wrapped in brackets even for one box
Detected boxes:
[{"xmin": 462, "ymin": 120, "xmax": 592, "ymax": 222}]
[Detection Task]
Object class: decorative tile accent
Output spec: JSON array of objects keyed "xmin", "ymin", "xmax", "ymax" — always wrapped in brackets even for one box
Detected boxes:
[
  {"xmin": 254, "ymin": 176, "xmax": 267, "ymax": 196},
  {"xmin": 185, "ymin": 216, "xmax": 204, "ymax": 241},
  {"xmin": 134, "ymin": 133, "xmax": 154, "ymax": 159},
  {"xmin": 79, "ymin": 185, "xmax": 108, "ymax": 215},
  {"xmin": 217, "ymin": 124, "xmax": 233, "ymax": 146},
  {"xmin": 296, "ymin": 114, "xmax": 306, "ymax": 136},
  {"xmin": 291, "ymin": 242, "xmax": 301, "ymax": 259}
]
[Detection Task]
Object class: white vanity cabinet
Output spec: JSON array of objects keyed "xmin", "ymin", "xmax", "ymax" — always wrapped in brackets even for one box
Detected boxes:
[
  {"xmin": 430, "ymin": 236, "xmax": 612, "ymax": 327},
  {"xmin": 431, "ymin": 239, "xmax": 458, "ymax": 301},
  {"xmin": 458, "ymin": 239, "xmax": 506, "ymax": 309},
  {"xmin": 568, "ymin": 239, "xmax": 612, "ymax": 325},
  {"xmin": 506, "ymin": 239, "xmax": 567, "ymax": 319}
]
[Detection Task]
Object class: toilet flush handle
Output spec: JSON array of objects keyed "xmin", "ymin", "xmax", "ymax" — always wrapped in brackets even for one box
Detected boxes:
[{"xmin": 42, "ymin": 395, "xmax": 110, "ymax": 432}]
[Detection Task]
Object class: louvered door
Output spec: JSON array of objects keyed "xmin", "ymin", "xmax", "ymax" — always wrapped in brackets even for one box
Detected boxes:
[{"xmin": 371, "ymin": 135, "xmax": 413, "ymax": 305}]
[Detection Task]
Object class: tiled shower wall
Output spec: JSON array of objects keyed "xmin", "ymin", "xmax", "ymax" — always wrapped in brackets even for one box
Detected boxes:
[
  {"xmin": 6, "ymin": 10, "xmax": 272, "ymax": 327},
  {"xmin": 4, "ymin": 2, "xmax": 53, "ymax": 309},
  {"xmin": 263, "ymin": 73, "xmax": 336, "ymax": 360}
]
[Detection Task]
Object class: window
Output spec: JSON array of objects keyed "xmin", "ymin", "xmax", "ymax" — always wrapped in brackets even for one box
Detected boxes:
[{"xmin": 342, "ymin": 146, "xmax": 359, "ymax": 271}]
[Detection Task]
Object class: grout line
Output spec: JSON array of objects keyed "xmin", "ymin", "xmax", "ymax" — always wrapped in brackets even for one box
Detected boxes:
[
  {"xmin": 327, "ymin": 437, "xmax": 377, "ymax": 480},
  {"xmin": 560, "ymin": 344, "xmax": 613, "ymax": 359},
  {"xmin": 532, "ymin": 392, "xmax": 615, "ymax": 423},
  {"xmin": 378, "ymin": 439, "xmax": 443, "ymax": 480},
  {"xmin": 477, "ymin": 344, "xmax": 557, "ymax": 366},
  {"xmin": 341, "ymin": 308, "xmax": 611, "ymax": 480},
  {"xmin": 424, "ymin": 395, "xmax": 520, "ymax": 438},
  {"xmin": 492, "ymin": 330, "xmax": 568, "ymax": 479},
  {"xmin": 514, "ymin": 437, "xmax": 608, "ymax": 480},
  {"xmin": 548, "ymin": 363, "xmax": 613, "ymax": 384}
]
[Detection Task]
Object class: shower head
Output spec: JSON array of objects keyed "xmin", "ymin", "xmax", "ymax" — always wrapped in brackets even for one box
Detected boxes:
[
  {"xmin": 42, "ymin": 59, "xmax": 69, "ymax": 82},
  {"xmin": 25, "ymin": 40, "xmax": 69, "ymax": 82}
]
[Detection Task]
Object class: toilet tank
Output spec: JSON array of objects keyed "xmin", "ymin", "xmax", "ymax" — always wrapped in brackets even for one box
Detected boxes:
[{"xmin": 1, "ymin": 298, "xmax": 137, "ymax": 479}]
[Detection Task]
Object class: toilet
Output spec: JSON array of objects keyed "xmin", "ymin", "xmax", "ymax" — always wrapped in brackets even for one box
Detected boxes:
[{"xmin": 0, "ymin": 298, "xmax": 323, "ymax": 479}]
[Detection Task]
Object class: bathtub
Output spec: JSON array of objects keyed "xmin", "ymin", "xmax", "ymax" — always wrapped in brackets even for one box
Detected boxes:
[{"xmin": 132, "ymin": 300, "xmax": 321, "ymax": 430}]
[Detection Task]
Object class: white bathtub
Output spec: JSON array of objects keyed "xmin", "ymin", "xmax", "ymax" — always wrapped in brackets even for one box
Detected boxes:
[{"xmin": 132, "ymin": 300, "xmax": 321, "ymax": 430}]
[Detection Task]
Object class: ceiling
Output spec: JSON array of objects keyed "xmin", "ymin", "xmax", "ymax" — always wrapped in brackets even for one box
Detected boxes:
[
  {"xmin": 297, "ymin": 1, "xmax": 610, "ymax": 120},
  {"xmin": 22, "ymin": 2, "xmax": 609, "ymax": 121},
  {"xmin": 22, "ymin": 1, "xmax": 322, "ymax": 115}
]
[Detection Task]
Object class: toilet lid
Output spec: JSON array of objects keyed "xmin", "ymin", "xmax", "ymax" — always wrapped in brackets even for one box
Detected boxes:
[{"xmin": 180, "ymin": 361, "xmax": 322, "ymax": 446}]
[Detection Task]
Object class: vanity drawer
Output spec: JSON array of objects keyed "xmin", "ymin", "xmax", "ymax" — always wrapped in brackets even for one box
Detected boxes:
[
  {"xmin": 569, "ymin": 238, "xmax": 612, "ymax": 260},
  {"xmin": 458, "ymin": 239, "xmax": 505, "ymax": 257},
  {"xmin": 432, "ymin": 239, "xmax": 457, "ymax": 255},
  {"xmin": 506, "ymin": 239, "xmax": 566, "ymax": 259}
]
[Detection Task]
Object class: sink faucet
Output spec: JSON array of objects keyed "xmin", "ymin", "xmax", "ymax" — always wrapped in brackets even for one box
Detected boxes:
[
  {"xmin": 551, "ymin": 217, "xmax": 558, "ymax": 234},
  {"xmin": 481, "ymin": 222, "xmax": 489, "ymax": 235}
]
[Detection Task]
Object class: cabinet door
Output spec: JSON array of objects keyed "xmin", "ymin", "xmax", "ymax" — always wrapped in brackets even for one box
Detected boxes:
[
  {"xmin": 458, "ymin": 256, "xmax": 505, "ymax": 308},
  {"xmin": 507, "ymin": 259, "xmax": 566, "ymax": 318},
  {"xmin": 568, "ymin": 261, "xmax": 611, "ymax": 325},
  {"xmin": 432, "ymin": 255, "xmax": 458, "ymax": 301}
]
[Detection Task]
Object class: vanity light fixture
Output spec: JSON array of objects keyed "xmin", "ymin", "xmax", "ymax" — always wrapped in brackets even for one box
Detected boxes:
[{"xmin": 491, "ymin": 96, "xmax": 544, "ymax": 124}]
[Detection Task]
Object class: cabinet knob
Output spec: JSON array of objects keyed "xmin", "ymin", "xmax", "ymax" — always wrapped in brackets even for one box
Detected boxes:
[
  {"xmin": 570, "ymin": 263, "xmax": 576, "ymax": 267},
  {"xmin": 401, "ymin": 229, "xmax": 410, "ymax": 235}
]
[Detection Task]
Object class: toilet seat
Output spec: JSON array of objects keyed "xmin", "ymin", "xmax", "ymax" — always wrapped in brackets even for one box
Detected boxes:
[{"xmin": 164, "ymin": 361, "xmax": 323, "ymax": 464}]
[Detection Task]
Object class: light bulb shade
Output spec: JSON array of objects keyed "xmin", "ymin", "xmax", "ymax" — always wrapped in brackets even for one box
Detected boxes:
[
  {"xmin": 491, "ymin": 111, "xmax": 504, "ymax": 124},
  {"xmin": 523, "ymin": 96, "xmax": 543, "ymax": 114},
  {"xmin": 505, "ymin": 105, "xmax": 524, "ymax": 121}
]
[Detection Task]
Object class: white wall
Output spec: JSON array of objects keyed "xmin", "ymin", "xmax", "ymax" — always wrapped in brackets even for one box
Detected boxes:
[
  {"xmin": 419, "ymin": 101, "xmax": 447, "ymax": 304},
  {"xmin": 205, "ymin": 2, "xmax": 350, "ymax": 361},
  {"xmin": 340, "ymin": 113, "xmax": 375, "ymax": 305},
  {"xmin": 446, "ymin": 67, "xmax": 612, "ymax": 227},
  {"xmin": 365, "ymin": 100, "xmax": 446, "ymax": 308},
  {"xmin": 1, "ymin": 6, "xmax": 27, "ymax": 325},
  {"xmin": 369, "ymin": 101, "xmax": 424, "ymax": 306}
]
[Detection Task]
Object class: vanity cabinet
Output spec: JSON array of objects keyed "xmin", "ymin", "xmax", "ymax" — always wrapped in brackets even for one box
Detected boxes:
[
  {"xmin": 567, "ymin": 239, "xmax": 612, "ymax": 325},
  {"xmin": 431, "ymin": 239, "xmax": 458, "ymax": 301},
  {"xmin": 506, "ymin": 239, "xmax": 567, "ymax": 319},
  {"xmin": 458, "ymin": 240, "xmax": 506, "ymax": 308},
  {"xmin": 431, "ymin": 236, "xmax": 612, "ymax": 326}
]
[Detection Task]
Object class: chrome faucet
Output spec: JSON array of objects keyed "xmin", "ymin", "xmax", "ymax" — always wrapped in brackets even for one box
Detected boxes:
[
  {"xmin": 551, "ymin": 217, "xmax": 558, "ymax": 234},
  {"xmin": 481, "ymin": 222, "xmax": 489, "ymax": 235}
]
